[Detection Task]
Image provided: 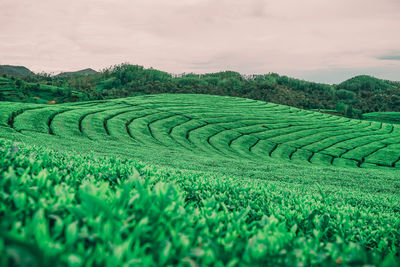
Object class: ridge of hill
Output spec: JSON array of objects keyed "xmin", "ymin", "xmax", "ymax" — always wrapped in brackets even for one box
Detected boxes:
[
  {"xmin": 55, "ymin": 68, "xmax": 98, "ymax": 77},
  {"xmin": 337, "ymin": 75, "xmax": 400, "ymax": 92},
  {"xmin": 0, "ymin": 65, "xmax": 34, "ymax": 77}
]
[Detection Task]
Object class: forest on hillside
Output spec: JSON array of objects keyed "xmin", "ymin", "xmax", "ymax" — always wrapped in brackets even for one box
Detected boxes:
[{"xmin": 1, "ymin": 64, "xmax": 400, "ymax": 118}]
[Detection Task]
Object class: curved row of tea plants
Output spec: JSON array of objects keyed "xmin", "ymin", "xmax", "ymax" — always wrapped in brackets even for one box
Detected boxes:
[
  {"xmin": 0, "ymin": 140, "xmax": 399, "ymax": 266},
  {"xmin": 1, "ymin": 94, "xmax": 400, "ymax": 266},
  {"xmin": 1, "ymin": 94, "xmax": 400, "ymax": 169},
  {"xmin": 363, "ymin": 112, "xmax": 400, "ymax": 125}
]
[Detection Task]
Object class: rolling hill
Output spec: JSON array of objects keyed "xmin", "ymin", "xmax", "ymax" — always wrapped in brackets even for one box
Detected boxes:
[
  {"xmin": 2, "ymin": 64, "xmax": 400, "ymax": 120},
  {"xmin": 2, "ymin": 94, "xmax": 400, "ymax": 168},
  {"xmin": 1, "ymin": 94, "xmax": 399, "ymax": 266},
  {"xmin": 55, "ymin": 68, "xmax": 98, "ymax": 78},
  {"xmin": 0, "ymin": 65, "xmax": 34, "ymax": 77}
]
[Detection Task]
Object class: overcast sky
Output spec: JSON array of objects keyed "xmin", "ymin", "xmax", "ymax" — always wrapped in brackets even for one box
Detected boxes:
[{"xmin": 1, "ymin": 0, "xmax": 399, "ymax": 83}]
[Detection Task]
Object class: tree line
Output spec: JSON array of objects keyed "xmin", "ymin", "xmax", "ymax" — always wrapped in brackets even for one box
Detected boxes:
[{"xmin": 2, "ymin": 64, "xmax": 400, "ymax": 118}]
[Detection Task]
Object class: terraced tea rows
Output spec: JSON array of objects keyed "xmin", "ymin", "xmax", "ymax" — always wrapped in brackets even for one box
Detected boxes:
[
  {"xmin": 2, "ymin": 94, "xmax": 400, "ymax": 266},
  {"xmin": 363, "ymin": 111, "xmax": 400, "ymax": 125},
  {"xmin": 1, "ymin": 94, "xmax": 400, "ymax": 168}
]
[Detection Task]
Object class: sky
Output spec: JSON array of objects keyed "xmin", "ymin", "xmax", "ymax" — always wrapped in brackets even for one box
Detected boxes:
[{"xmin": 0, "ymin": 0, "xmax": 399, "ymax": 84}]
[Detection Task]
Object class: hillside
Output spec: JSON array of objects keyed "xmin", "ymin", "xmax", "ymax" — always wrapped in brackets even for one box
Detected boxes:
[
  {"xmin": 1, "ymin": 94, "xmax": 399, "ymax": 266},
  {"xmin": 363, "ymin": 111, "xmax": 400, "ymax": 124},
  {"xmin": 0, "ymin": 76, "xmax": 87, "ymax": 103},
  {"xmin": 2, "ymin": 64, "xmax": 400, "ymax": 119},
  {"xmin": 336, "ymin": 75, "xmax": 400, "ymax": 113},
  {"xmin": 55, "ymin": 68, "xmax": 98, "ymax": 78},
  {"xmin": 0, "ymin": 65, "xmax": 34, "ymax": 77},
  {"xmin": 2, "ymin": 94, "xmax": 399, "ymax": 168}
]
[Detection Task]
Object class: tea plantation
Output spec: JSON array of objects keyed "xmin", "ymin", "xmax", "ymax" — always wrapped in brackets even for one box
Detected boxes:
[
  {"xmin": 363, "ymin": 112, "xmax": 400, "ymax": 125},
  {"xmin": 1, "ymin": 94, "xmax": 399, "ymax": 266}
]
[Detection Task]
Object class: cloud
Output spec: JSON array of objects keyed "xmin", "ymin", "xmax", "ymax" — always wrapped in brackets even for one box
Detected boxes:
[
  {"xmin": 0, "ymin": 0, "xmax": 399, "ymax": 82},
  {"xmin": 377, "ymin": 52, "xmax": 400, "ymax": 61}
]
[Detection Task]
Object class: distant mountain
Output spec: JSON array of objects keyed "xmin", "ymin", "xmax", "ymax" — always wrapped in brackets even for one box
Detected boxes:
[
  {"xmin": 0, "ymin": 65, "xmax": 34, "ymax": 77},
  {"xmin": 55, "ymin": 68, "xmax": 98, "ymax": 78}
]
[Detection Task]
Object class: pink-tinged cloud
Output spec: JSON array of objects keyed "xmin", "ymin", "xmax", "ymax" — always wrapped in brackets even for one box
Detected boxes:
[{"xmin": 0, "ymin": 0, "xmax": 399, "ymax": 83}]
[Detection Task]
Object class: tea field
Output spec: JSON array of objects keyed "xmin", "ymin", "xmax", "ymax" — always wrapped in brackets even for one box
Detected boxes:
[
  {"xmin": 363, "ymin": 112, "xmax": 400, "ymax": 125},
  {"xmin": 0, "ymin": 94, "xmax": 399, "ymax": 266}
]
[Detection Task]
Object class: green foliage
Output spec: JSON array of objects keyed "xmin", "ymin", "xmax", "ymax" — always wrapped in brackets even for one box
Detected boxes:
[
  {"xmin": 1, "ymin": 94, "xmax": 400, "ymax": 265},
  {"xmin": 0, "ymin": 77, "xmax": 82, "ymax": 104},
  {"xmin": 1, "ymin": 139, "xmax": 399, "ymax": 266},
  {"xmin": 4, "ymin": 64, "xmax": 400, "ymax": 119},
  {"xmin": 363, "ymin": 112, "xmax": 400, "ymax": 124},
  {"xmin": 336, "ymin": 75, "xmax": 400, "ymax": 113},
  {"xmin": 336, "ymin": 89, "xmax": 356, "ymax": 100},
  {"xmin": 337, "ymin": 75, "xmax": 396, "ymax": 93},
  {"xmin": 336, "ymin": 102, "xmax": 362, "ymax": 119},
  {"xmin": 1, "ymin": 94, "xmax": 400, "ymax": 169}
]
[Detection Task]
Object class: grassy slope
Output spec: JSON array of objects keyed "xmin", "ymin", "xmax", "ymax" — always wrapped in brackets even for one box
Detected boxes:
[
  {"xmin": 1, "ymin": 94, "xmax": 400, "ymax": 266},
  {"xmin": 363, "ymin": 112, "xmax": 400, "ymax": 124}
]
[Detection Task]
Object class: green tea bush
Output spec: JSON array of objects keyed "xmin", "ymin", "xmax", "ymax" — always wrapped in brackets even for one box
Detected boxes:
[
  {"xmin": 1, "ymin": 94, "xmax": 400, "ymax": 266},
  {"xmin": 1, "ymin": 140, "xmax": 399, "ymax": 266}
]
